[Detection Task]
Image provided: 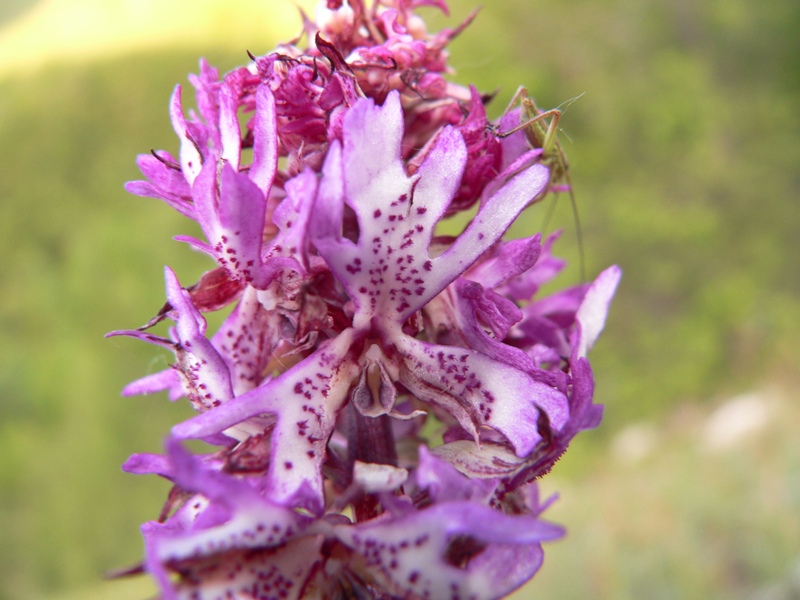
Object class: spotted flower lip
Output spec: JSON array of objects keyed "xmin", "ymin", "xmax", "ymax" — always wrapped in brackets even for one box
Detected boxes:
[{"xmin": 114, "ymin": 1, "xmax": 620, "ymax": 597}]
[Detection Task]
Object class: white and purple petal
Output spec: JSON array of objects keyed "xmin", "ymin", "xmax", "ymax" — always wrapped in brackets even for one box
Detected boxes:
[
  {"xmin": 121, "ymin": 368, "xmax": 182, "ymax": 400},
  {"xmin": 500, "ymin": 230, "xmax": 567, "ymax": 302},
  {"xmin": 395, "ymin": 335, "xmax": 567, "ymax": 456},
  {"xmin": 163, "ymin": 267, "xmax": 236, "ymax": 411},
  {"xmin": 169, "ymin": 85, "xmax": 203, "ymax": 184},
  {"xmin": 573, "ymin": 265, "xmax": 622, "ymax": 359},
  {"xmin": 464, "ymin": 234, "xmax": 542, "ymax": 290},
  {"xmin": 139, "ymin": 442, "xmax": 318, "ymax": 600},
  {"xmin": 172, "ymin": 329, "xmax": 361, "ymax": 512},
  {"xmin": 193, "ymin": 161, "xmax": 271, "ymax": 288},
  {"xmin": 107, "ymin": 268, "xmax": 234, "ymax": 412},
  {"xmin": 331, "ymin": 500, "xmax": 563, "ymax": 600},
  {"xmin": 211, "ymin": 286, "xmax": 280, "ymax": 396},
  {"xmin": 432, "ymin": 356, "xmax": 602, "ymax": 484},
  {"xmin": 125, "ymin": 152, "xmax": 196, "ymax": 219},
  {"xmin": 312, "ymin": 90, "xmax": 550, "ymax": 332}
]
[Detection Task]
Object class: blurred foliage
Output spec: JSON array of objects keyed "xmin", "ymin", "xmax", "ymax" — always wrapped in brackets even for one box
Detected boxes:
[
  {"xmin": 0, "ymin": 0, "xmax": 798, "ymax": 598},
  {"xmin": 512, "ymin": 389, "xmax": 800, "ymax": 600},
  {"xmin": 0, "ymin": 0, "xmax": 40, "ymax": 27}
]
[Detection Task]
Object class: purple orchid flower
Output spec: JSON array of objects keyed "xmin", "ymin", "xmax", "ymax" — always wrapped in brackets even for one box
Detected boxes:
[
  {"xmin": 113, "ymin": 1, "xmax": 619, "ymax": 598},
  {"xmin": 167, "ymin": 91, "xmax": 564, "ymax": 509}
]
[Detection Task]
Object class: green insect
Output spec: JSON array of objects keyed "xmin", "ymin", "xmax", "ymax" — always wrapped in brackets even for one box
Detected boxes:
[{"xmin": 497, "ymin": 86, "xmax": 586, "ymax": 281}]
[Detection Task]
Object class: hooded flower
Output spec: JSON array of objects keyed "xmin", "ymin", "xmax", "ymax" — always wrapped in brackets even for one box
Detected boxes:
[{"xmin": 113, "ymin": 2, "xmax": 619, "ymax": 598}]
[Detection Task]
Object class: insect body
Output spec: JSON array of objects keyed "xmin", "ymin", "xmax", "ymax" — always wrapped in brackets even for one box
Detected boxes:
[{"xmin": 498, "ymin": 86, "xmax": 586, "ymax": 281}]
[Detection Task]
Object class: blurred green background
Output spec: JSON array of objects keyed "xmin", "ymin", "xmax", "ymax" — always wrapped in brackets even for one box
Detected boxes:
[{"xmin": 1, "ymin": 0, "xmax": 798, "ymax": 598}]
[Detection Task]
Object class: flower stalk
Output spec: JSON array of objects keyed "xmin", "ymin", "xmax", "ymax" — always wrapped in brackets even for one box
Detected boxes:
[{"xmin": 111, "ymin": 2, "xmax": 620, "ymax": 598}]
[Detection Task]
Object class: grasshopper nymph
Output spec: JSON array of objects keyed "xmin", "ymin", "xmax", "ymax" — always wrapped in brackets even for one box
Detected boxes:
[{"xmin": 497, "ymin": 86, "xmax": 586, "ymax": 281}]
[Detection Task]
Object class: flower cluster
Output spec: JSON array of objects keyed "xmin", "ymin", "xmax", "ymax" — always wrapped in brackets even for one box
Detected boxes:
[{"xmin": 112, "ymin": 2, "xmax": 619, "ymax": 598}]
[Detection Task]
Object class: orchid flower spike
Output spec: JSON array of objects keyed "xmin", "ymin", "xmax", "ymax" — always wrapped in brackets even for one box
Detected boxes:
[{"xmin": 113, "ymin": 2, "xmax": 619, "ymax": 598}]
